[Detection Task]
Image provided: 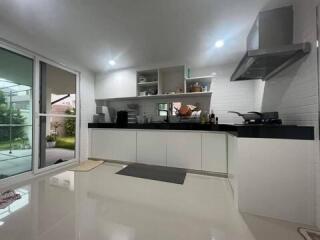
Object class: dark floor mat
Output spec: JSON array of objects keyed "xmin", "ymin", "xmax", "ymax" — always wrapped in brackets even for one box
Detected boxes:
[{"xmin": 116, "ymin": 163, "xmax": 186, "ymax": 184}]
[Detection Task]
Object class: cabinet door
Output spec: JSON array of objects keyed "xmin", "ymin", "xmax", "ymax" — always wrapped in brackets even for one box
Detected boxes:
[
  {"xmin": 166, "ymin": 131, "xmax": 202, "ymax": 170},
  {"xmin": 91, "ymin": 129, "xmax": 136, "ymax": 162},
  {"xmin": 91, "ymin": 129, "xmax": 114, "ymax": 159},
  {"xmin": 202, "ymin": 133, "xmax": 227, "ymax": 173},
  {"xmin": 112, "ymin": 130, "xmax": 137, "ymax": 162},
  {"xmin": 137, "ymin": 131, "xmax": 167, "ymax": 166},
  {"xmin": 227, "ymin": 134, "xmax": 237, "ymax": 191}
]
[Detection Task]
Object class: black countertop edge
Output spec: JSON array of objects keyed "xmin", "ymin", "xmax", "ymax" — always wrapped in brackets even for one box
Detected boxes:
[
  {"xmin": 88, "ymin": 123, "xmax": 237, "ymax": 132},
  {"xmin": 88, "ymin": 123, "xmax": 314, "ymax": 140}
]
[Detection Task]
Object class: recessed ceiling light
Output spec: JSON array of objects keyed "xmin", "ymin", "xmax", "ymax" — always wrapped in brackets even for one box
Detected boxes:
[
  {"xmin": 108, "ymin": 60, "xmax": 116, "ymax": 66},
  {"xmin": 0, "ymin": 221, "xmax": 4, "ymax": 226},
  {"xmin": 215, "ymin": 40, "xmax": 224, "ymax": 48}
]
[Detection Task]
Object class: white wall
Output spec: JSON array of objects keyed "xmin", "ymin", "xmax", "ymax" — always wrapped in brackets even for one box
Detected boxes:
[
  {"xmin": 0, "ymin": 21, "xmax": 96, "ymax": 161},
  {"xmin": 258, "ymin": 0, "xmax": 320, "ymax": 228},
  {"xmin": 95, "ymin": 63, "xmax": 259, "ymax": 124}
]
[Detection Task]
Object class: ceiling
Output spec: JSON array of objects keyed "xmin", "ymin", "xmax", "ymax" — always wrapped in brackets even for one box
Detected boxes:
[{"xmin": 0, "ymin": 0, "xmax": 293, "ymax": 73}]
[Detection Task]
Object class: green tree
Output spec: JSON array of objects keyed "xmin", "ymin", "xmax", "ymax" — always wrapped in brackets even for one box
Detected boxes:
[
  {"xmin": 0, "ymin": 90, "xmax": 26, "ymax": 142},
  {"xmin": 64, "ymin": 108, "xmax": 76, "ymax": 136}
]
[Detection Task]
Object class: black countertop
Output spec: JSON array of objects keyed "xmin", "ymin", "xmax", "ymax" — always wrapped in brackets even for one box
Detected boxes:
[{"xmin": 88, "ymin": 123, "xmax": 314, "ymax": 140}]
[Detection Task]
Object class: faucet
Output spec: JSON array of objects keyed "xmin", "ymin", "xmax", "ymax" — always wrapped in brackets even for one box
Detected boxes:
[{"xmin": 163, "ymin": 110, "xmax": 170, "ymax": 123}]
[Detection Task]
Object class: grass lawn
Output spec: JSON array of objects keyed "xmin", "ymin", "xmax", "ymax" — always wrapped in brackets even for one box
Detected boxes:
[
  {"xmin": 0, "ymin": 137, "xmax": 75, "ymax": 151},
  {"xmin": 0, "ymin": 140, "xmax": 27, "ymax": 151},
  {"xmin": 55, "ymin": 136, "xmax": 75, "ymax": 150},
  {"xmin": 0, "ymin": 141, "xmax": 11, "ymax": 151}
]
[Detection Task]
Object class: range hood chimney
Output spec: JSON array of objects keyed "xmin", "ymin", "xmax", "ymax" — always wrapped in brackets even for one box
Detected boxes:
[{"xmin": 231, "ymin": 6, "xmax": 311, "ymax": 81}]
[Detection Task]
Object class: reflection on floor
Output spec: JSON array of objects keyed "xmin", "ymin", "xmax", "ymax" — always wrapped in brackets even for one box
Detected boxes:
[
  {"xmin": 0, "ymin": 148, "xmax": 74, "ymax": 178},
  {"xmin": 0, "ymin": 149, "xmax": 32, "ymax": 178},
  {"xmin": 0, "ymin": 162, "xmax": 312, "ymax": 240}
]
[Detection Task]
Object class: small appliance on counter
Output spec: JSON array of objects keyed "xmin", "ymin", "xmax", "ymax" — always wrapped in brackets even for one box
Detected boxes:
[
  {"xmin": 94, "ymin": 106, "xmax": 111, "ymax": 123},
  {"xmin": 116, "ymin": 111, "xmax": 128, "ymax": 127},
  {"xmin": 228, "ymin": 111, "xmax": 282, "ymax": 125}
]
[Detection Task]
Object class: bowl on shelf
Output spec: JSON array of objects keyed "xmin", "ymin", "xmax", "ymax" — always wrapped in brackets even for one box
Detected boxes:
[{"xmin": 190, "ymin": 85, "xmax": 202, "ymax": 92}]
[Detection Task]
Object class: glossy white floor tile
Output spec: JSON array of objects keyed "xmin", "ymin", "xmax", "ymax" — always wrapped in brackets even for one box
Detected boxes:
[{"xmin": 0, "ymin": 163, "xmax": 310, "ymax": 240}]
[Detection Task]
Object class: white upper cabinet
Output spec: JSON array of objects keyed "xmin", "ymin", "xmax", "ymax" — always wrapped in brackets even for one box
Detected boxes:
[
  {"xmin": 137, "ymin": 131, "xmax": 167, "ymax": 166},
  {"xmin": 95, "ymin": 69, "xmax": 137, "ymax": 99},
  {"xmin": 202, "ymin": 133, "xmax": 227, "ymax": 173},
  {"xmin": 166, "ymin": 131, "xmax": 202, "ymax": 170}
]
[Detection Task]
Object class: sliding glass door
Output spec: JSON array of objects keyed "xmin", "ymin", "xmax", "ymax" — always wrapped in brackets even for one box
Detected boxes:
[
  {"xmin": 37, "ymin": 61, "xmax": 79, "ymax": 170},
  {"xmin": 0, "ymin": 41, "xmax": 80, "ymax": 179},
  {"xmin": 0, "ymin": 47, "xmax": 33, "ymax": 179}
]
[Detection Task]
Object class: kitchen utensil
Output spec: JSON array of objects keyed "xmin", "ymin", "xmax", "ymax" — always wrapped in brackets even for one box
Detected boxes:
[
  {"xmin": 228, "ymin": 111, "xmax": 281, "ymax": 124},
  {"xmin": 191, "ymin": 82, "xmax": 202, "ymax": 92},
  {"xmin": 138, "ymin": 77, "xmax": 146, "ymax": 83},
  {"xmin": 228, "ymin": 111, "xmax": 261, "ymax": 123},
  {"xmin": 248, "ymin": 111, "xmax": 279, "ymax": 120}
]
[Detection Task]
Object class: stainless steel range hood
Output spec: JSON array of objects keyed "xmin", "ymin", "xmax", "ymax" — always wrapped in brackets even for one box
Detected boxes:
[{"xmin": 231, "ymin": 6, "xmax": 311, "ymax": 81}]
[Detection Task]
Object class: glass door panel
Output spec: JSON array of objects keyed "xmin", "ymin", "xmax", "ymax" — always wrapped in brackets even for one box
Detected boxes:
[
  {"xmin": 39, "ymin": 62, "xmax": 76, "ymax": 114},
  {"xmin": 39, "ymin": 116, "xmax": 76, "ymax": 168},
  {"xmin": 0, "ymin": 47, "xmax": 33, "ymax": 179},
  {"xmin": 38, "ymin": 61, "xmax": 78, "ymax": 169}
]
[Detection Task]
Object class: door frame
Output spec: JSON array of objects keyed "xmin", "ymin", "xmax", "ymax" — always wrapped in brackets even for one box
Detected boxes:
[{"xmin": 33, "ymin": 57, "xmax": 80, "ymax": 174}]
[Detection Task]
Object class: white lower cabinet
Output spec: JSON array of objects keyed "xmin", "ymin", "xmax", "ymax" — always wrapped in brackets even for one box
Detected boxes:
[
  {"xmin": 91, "ymin": 129, "xmax": 136, "ymax": 162},
  {"xmin": 227, "ymin": 134, "xmax": 238, "ymax": 191},
  {"xmin": 137, "ymin": 131, "xmax": 167, "ymax": 166},
  {"xmin": 166, "ymin": 131, "xmax": 202, "ymax": 170},
  {"xmin": 90, "ymin": 129, "xmax": 113, "ymax": 159},
  {"xmin": 90, "ymin": 129, "xmax": 228, "ymax": 173},
  {"xmin": 202, "ymin": 133, "xmax": 227, "ymax": 173}
]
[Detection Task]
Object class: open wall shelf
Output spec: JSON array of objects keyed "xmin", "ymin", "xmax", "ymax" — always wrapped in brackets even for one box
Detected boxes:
[
  {"xmin": 135, "ymin": 65, "xmax": 213, "ymax": 98},
  {"xmin": 137, "ymin": 69, "xmax": 159, "ymax": 96},
  {"xmin": 185, "ymin": 76, "xmax": 213, "ymax": 93}
]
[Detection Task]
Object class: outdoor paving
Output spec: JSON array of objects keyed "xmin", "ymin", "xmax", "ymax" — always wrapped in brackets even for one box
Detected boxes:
[{"xmin": 0, "ymin": 148, "xmax": 75, "ymax": 178}]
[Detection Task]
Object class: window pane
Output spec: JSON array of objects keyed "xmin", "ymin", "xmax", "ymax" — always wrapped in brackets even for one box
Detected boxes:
[
  {"xmin": 40, "ymin": 62, "xmax": 76, "ymax": 114},
  {"xmin": 39, "ymin": 116, "xmax": 76, "ymax": 169},
  {"xmin": 158, "ymin": 103, "xmax": 168, "ymax": 111},
  {"xmin": 0, "ymin": 47, "xmax": 33, "ymax": 179},
  {"xmin": 159, "ymin": 111, "xmax": 168, "ymax": 117}
]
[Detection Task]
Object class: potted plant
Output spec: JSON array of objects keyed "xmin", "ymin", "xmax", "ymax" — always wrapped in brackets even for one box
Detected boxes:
[{"xmin": 46, "ymin": 134, "xmax": 56, "ymax": 148}]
